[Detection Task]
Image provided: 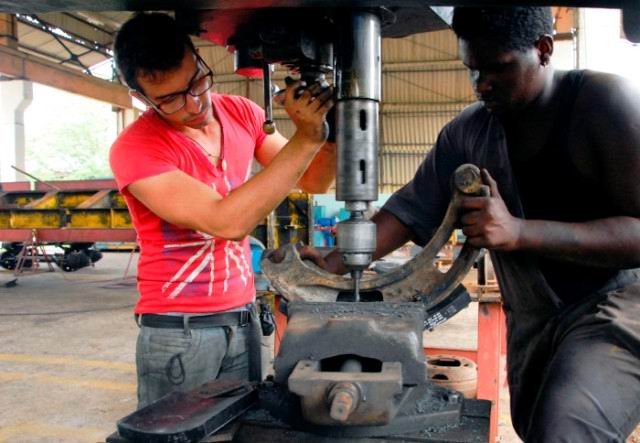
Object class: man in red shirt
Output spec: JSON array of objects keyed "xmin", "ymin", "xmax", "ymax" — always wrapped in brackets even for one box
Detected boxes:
[{"xmin": 110, "ymin": 12, "xmax": 336, "ymax": 408}]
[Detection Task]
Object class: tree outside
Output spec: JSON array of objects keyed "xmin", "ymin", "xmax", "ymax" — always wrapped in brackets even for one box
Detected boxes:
[{"xmin": 25, "ymin": 83, "xmax": 118, "ymax": 181}]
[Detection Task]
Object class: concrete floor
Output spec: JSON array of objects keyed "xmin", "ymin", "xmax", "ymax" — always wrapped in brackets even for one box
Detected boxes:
[
  {"xmin": 0, "ymin": 253, "xmax": 140, "ymax": 443},
  {"xmin": 0, "ymin": 250, "xmax": 606, "ymax": 443}
]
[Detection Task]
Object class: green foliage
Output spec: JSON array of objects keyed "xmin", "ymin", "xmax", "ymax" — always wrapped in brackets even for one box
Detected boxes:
[{"xmin": 25, "ymin": 92, "xmax": 117, "ymax": 181}]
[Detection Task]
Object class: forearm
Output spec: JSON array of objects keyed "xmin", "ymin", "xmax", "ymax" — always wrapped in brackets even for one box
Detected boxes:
[
  {"xmin": 198, "ymin": 133, "xmax": 322, "ymax": 239},
  {"xmin": 516, "ymin": 216, "xmax": 640, "ymax": 268},
  {"xmin": 297, "ymin": 142, "xmax": 336, "ymax": 193}
]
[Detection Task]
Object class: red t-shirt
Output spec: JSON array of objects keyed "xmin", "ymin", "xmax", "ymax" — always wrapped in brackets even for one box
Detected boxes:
[{"xmin": 110, "ymin": 94, "xmax": 267, "ymax": 314}]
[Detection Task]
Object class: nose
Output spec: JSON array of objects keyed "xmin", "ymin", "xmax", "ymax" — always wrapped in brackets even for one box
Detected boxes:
[
  {"xmin": 471, "ymin": 70, "xmax": 493, "ymax": 96},
  {"xmin": 185, "ymin": 93, "xmax": 202, "ymax": 113}
]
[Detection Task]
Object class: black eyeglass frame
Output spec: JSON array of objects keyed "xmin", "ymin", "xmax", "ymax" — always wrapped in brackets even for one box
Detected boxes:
[{"xmin": 133, "ymin": 52, "xmax": 214, "ymax": 115}]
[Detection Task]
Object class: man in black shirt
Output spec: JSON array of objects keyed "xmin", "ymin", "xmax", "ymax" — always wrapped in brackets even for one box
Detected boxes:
[{"xmin": 303, "ymin": 7, "xmax": 640, "ymax": 442}]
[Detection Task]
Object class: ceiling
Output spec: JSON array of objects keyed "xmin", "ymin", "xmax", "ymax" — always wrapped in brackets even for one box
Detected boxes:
[{"xmin": 11, "ymin": 11, "xmax": 218, "ymax": 79}]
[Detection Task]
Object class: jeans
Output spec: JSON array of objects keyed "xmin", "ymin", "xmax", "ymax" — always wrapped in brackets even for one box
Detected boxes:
[{"xmin": 135, "ymin": 312, "xmax": 258, "ymax": 409}]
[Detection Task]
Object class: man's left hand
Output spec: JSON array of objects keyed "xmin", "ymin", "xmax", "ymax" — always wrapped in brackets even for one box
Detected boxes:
[{"xmin": 458, "ymin": 169, "xmax": 523, "ymax": 251}]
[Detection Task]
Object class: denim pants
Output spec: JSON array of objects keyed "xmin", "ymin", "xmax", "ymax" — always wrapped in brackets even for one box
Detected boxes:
[{"xmin": 135, "ymin": 310, "xmax": 260, "ymax": 409}]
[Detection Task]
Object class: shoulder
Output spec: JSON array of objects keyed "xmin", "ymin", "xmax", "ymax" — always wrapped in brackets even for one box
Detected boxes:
[
  {"xmin": 575, "ymin": 70, "xmax": 640, "ymax": 119},
  {"xmin": 568, "ymin": 70, "xmax": 640, "ymax": 211},
  {"xmin": 437, "ymin": 102, "xmax": 495, "ymax": 152},
  {"xmin": 110, "ymin": 111, "xmax": 174, "ymax": 163},
  {"xmin": 445, "ymin": 102, "xmax": 490, "ymax": 133},
  {"xmin": 212, "ymin": 94, "xmax": 264, "ymax": 120},
  {"xmin": 570, "ymin": 70, "xmax": 640, "ymax": 147}
]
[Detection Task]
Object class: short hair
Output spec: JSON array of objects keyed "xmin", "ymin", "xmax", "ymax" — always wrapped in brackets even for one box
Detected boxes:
[
  {"xmin": 113, "ymin": 13, "xmax": 196, "ymax": 92},
  {"xmin": 451, "ymin": 7, "xmax": 553, "ymax": 52}
]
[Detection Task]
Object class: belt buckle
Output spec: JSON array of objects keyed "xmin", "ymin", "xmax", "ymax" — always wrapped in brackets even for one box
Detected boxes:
[{"xmin": 240, "ymin": 310, "xmax": 250, "ymax": 327}]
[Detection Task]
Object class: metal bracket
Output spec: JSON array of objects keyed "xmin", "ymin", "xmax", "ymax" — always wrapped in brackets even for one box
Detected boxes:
[{"xmin": 262, "ymin": 164, "xmax": 488, "ymax": 313}]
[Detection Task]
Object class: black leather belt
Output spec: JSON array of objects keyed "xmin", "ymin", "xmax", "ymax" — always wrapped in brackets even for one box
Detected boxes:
[{"xmin": 139, "ymin": 311, "xmax": 250, "ymax": 329}]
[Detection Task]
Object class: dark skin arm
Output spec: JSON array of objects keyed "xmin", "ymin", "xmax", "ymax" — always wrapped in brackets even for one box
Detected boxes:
[{"xmin": 459, "ymin": 73, "xmax": 640, "ymax": 268}]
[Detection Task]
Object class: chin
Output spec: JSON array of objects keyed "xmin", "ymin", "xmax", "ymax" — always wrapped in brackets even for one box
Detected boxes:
[
  {"xmin": 483, "ymin": 102, "xmax": 511, "ymax": 116},
  {"xmin": 186, "ymin": 112, "xmax": 213, "ymax": 129}
]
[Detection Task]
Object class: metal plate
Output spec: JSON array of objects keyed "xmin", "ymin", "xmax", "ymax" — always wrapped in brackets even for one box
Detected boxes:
[{"xmin": 116, "ymin": 380, "xmax": 257, "ymax": 443}]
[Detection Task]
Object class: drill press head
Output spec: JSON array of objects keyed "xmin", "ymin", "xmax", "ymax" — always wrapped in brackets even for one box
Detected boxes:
[{"xmin": 336, "ymin": 207, "xmax": 377, "ymax": 292}]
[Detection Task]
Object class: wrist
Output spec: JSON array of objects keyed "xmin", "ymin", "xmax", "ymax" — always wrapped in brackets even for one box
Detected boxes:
[
  {"xmin": 325, "ymin": 250, "xmax": 346, "ymax": 275},
  {"xmin": 321, "ymin": 142, "xmax": 337, "ymax": 153},
  {"xmin": 291, "ymin": 131, "xmax": 325, "ymax": 151},
  {"xmin": 510, "ymin": 217, "xmax": 526, "ymax": 251}
]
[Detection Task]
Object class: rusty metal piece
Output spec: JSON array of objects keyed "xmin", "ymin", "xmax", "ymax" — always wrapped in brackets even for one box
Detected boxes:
[
  {"xmin": 329, "ymin": 382, "xmax": 360, "ymax": 422},
  {"xmin": 453, "ymin": 164, "xmax": 483, "ymax": 195},
  {"xmin": 261, "ymin": 164, "xmax": 489, "ymax": 314},
  {"xmin": 427, "ymin": 355, "xmax": 478, "ymax": 399}
]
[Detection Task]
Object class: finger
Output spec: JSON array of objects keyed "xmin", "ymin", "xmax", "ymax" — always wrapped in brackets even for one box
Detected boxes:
[
  {"xmin": 299, "ymin": 247, "xmax": 327, "ymax": 268},
  {"xmin": 312, "ymin": 87, "xmax": 334, "ymax": 111},
  {"xmin": 284, "ymin": 79, "xmax": 303, "ymax": 106},
  {"xmin": 458, "ymin": 196, "xmax": 489, "ymax": 210},
  {"xmin": 264, "ymin": 248, "xmax": 284, "ymax": 264},
  {"xmin": 306, "ymin": 82, "xmax": 323, "ymax": 97},
  {"xmin": 459, "ymin": 211, "xmax": 480, "ymax": 226},
  {"xmin": 297, "ymin": 86, "xmax": 314, "ymax": 103},
  {"xmin": 481, "ymin": 169, "xmax": 501, "ymax": 199},
  {"xmin": 462, "ymin": 225, "xmax": 483, "ymax": 238},
  {"xmin": 315, "ymin": 90, "xmax": 335, "ymax": 113},
  {"xmin": 466, "ymin": 235, "xmax": 487, "ymax": 249}
]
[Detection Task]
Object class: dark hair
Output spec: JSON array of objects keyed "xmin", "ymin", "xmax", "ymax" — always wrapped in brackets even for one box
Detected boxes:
[
  {"xmin": 451, "ymin": 7, "xmax": 553, "ymax": 52},
  {"xmin": 113, "ymin": 12, "xmax": 196, "ymax": 91}
]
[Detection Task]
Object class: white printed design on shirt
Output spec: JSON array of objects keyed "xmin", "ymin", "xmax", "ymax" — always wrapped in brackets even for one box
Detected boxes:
[{"xmin": 161, "ymin": 237, "xmax": 251, "ymax": 298}]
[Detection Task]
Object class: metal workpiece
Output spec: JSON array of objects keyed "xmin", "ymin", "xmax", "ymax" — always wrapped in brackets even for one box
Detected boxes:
[
  {"xmin": 335, "ymin": 10, "xmax": 381, "ymax": 101},
  {"xmin": 274, "ymin": 302, "xmax": 427, "ymax": 386},
  {"xmin": 115, "ymin": 379, "xmax": 257, "ymax": 443},
  {"xmin": 262, "ymin": 164, "xmax": 488, "ymax": 313},
  {"xmin": 453, "ymin": 163, "xmax": 483, "ymax": 195},
  {"xmin": 335, "ymin": 99, "xmax": 379, "ymax": 203}
]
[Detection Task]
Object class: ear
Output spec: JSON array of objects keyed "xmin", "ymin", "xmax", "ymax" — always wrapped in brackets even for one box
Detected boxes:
[{"xmin": 535, "ymin": 35, "xmax": 554, "ymax": 66}]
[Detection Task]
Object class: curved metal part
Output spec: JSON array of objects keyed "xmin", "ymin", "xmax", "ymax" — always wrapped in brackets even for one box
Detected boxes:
[{"xmin": 262, "ymin": 164, "xmax": 487, "ymax": 312}]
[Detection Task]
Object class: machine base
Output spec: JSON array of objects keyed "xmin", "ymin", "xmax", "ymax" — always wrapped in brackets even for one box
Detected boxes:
[
  {"xmin": 106, "ymin": 398, "xmax": 489, "ymax": 443},
  {"xmin": 236, "ymin": 398, "xmax": 490, "ymax": 442}
]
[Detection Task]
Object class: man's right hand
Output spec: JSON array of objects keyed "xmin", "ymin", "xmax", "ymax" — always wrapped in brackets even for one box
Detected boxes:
[
  {"xmin": 282, "ymin": 77, "xmax": 334, "ymax": 145},
  {"xmin": 267, "ymin": 243, "xmax": 344, "ymax": 275}
]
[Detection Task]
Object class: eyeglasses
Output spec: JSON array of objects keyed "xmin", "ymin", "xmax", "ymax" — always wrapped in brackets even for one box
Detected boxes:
[{"xmin": 137, "ymin": 53, "xmax": 214, "ymax": 115}]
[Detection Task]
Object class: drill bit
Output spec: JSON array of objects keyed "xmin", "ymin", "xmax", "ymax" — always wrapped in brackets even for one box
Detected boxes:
[{"xmin": 351, "ymin": 270, "xmax": 362, "ymax": 302}]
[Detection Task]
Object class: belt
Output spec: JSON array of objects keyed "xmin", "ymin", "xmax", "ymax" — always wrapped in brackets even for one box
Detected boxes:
[{"xmin": 139, "ymin": 311, "xmax": 250, "ymax": 329}]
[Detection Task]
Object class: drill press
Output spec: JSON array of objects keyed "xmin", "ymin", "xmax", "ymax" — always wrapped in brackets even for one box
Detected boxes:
[{"xmin": 333, "ymin": 11, "xmax": 381, "ymax": 301}]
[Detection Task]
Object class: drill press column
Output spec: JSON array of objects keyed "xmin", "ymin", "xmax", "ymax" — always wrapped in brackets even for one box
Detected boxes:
[{"xmin": 335, "ymin": 10, "xmax": 381, "ymax": 299}]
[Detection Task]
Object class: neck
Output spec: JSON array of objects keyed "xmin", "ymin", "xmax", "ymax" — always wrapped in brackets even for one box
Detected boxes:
[
  {"xmin": 177, "ymin": 114, "xmax": 219, "ymax": 138},
  {"xmin": 501, "ymin": 67, "xmax": 558, "ymax": 126}
]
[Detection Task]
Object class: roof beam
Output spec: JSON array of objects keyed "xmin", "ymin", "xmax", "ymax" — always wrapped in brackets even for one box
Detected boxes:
[{"xmin": 0, "ymin": 44, "xmax": 131, "ymax": 108}]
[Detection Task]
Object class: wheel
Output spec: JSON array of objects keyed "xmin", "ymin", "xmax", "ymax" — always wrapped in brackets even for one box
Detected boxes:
[
  {"xmin": 58, "ymin": 250, "xmax": 91, "ymax": 272},
  {"xmin": 0, "ymin": 251, "xmax": 17, "ymax": 270}
]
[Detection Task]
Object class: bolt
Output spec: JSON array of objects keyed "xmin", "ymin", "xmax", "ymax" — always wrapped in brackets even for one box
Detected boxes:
[{"xmin": 328, "ymin": 382, "xmax": 360, "ymax": 422}]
